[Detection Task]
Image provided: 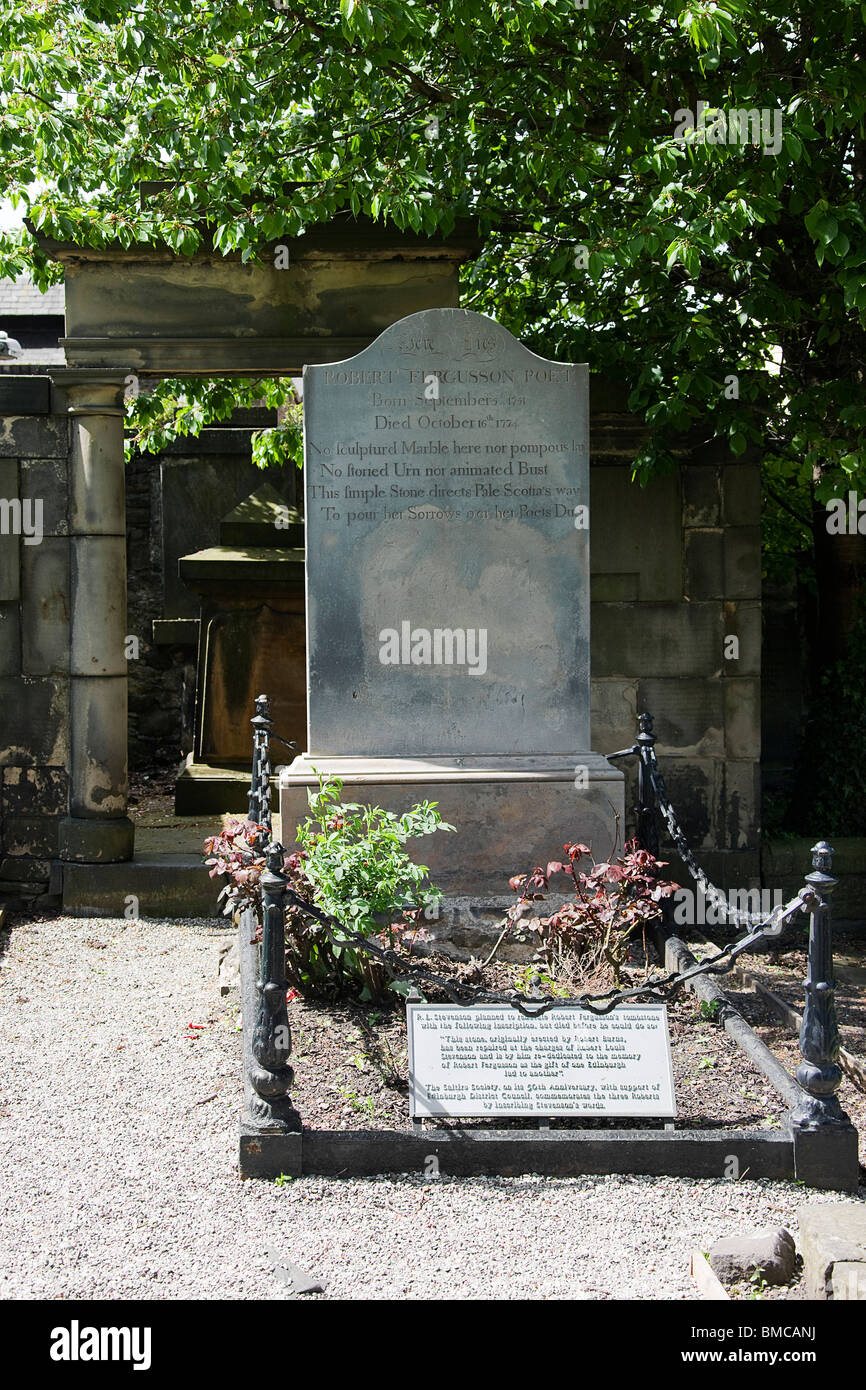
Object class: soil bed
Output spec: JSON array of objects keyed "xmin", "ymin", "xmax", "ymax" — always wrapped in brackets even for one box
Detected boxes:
[
  {"xmin": 286, "ymin": 949, "xmax": 793, "ymax": 1136},
  {"xmin": 683, "ymin": 928, "xmax": 866, "ymax": 1168}
]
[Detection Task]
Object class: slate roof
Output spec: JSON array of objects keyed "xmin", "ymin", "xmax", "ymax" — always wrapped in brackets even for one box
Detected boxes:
[{"xmin": 0, "ymin": 274, "xmax": 65, "ymax": 316}]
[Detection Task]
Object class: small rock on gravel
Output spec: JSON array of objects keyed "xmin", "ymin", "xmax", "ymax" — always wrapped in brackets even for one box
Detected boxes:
[{"xmin": 709, "ymin": 1227, "xmax": 796, "ymax": 1285}]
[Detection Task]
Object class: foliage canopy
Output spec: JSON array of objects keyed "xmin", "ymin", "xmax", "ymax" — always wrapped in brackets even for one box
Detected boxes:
[{"xmin": 0, "ymin": 0, "xmax": 864, "ymax": 562}]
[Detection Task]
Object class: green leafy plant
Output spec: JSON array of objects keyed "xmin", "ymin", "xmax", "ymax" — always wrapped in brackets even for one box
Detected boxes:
[
  {"xmin": 744, "ymin": 1270, "xmax": 770, "ymax": 1300},
  {"xmin": 337, "ymin": 1085, "xmax": 377, "ymax": 1117},
  {"xmin": 506, "ymin": 840, "xmax": 678, "ymax": 991},
  {"xmin": 203, "ymin": 778, "xmax": 454, "ymax": 1001},
  {"xmin": 125, "ymin": 376, "xmax": 303, "ymax": 470},
  {"xmin": 700, "ymin": 999, "xmax": 723, "ymax": 1021},
  {"xmin": 291, "ymin": 773, "xmax": 455, "ymax": 1001},
  {"xmin": 511, "ymin": 965, "xmax": 568, "ymax": 998}
]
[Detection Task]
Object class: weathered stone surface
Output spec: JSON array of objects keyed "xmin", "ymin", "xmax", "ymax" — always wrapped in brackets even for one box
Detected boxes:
[
  {"xmin": 0, "ymin": 601, "xmax": 20, "ymax": 675},
  {"xmin": 64, "ymin": 383, "xmax": 126, "ymax": 535},
  {"xmin": 174, "ymin": 758, "xmax": 251, "ymax": 814},
  {"xmin": 720, "ymin": 760, "xmax": 760, "ymax": 851},
  {"xmin": 58, "ymin": 815, "xmax": 135, "ymax": 865},
  {"xmin": 723, "ymin": 600, "xmax": 761, "ymax": 676},
  {"xmin": 764, "ymin": 836, "xmax": 866, "ymax": 879},
  {"xmin": 160, "ymin": 454, "xmax": 294, "ymax": 617},
  {"xmin": 1, "ymin": 767, "xmax": 69, "ymax": 858},
  {"xmin": 161, "ymin": 430, "xmax": 263, "ymax": 457},
  {"xmin": 62, "ymin": 853, "xmax": 223, "ymax": 915},
  {"xmin": 0, "ymin": 376, "xmax": 51, "ymax": 415},
  {"xmin": 284, "ymin": 306, "xmax": 624, "ymax": 899},
  {"xmin": 722, "ymin": 463, "xmax": 761, "ymax": 527},
  {"xmin": 667, "ymin": 848, "xmax": 761, "ymax": 892},
  {"xmin": 724, "ymin": 526, "xmax": 762, "ymax": 600},
  {"xmin": 0, "ymin": 677, "xmax": 69, "ymax": 767},
  {"xmin": 592, "ymin": 602, "xmax": 724, "ymax": 680},
  {"xmin": 190, "ymin": 593, "xmax": 306, "ymax": 763},
  {"xmin": 682, "ymin": 465, "xmax": 720, "ymax": 526},
  {"xmin": 70, "ymin": 535, "xmax": 127, "ymax": 676},
  {"xmin": 0, "ymin": 458, "xmax": 20, "ymax": 602},
  {"xmin": 709, "ymin": 1227, "xmax": 796, "ymax": 1286},
  {"xmin": 58, "ymin": 219, "xmax": 479, "ymax": 372},
  {"xmin": 303, "ymin": 307, "xmax": 591, "ymax": 758},
  {"xmin": 724, "ymin": 678, "xmax": 761, "ymax": 760},
  {"xmin": 20, "ymin": 456, "xmax": 68, "ymax": 537},
  {"xmin": 68, "ymin": 677, "xmax": 127, "ymax": 816},
  {"xmin": 590, "ymin": 678, "xmax": 637, "ymax": 753},
  {"xmin": 0, "ymin": 414, "xmax": 67, "ymax": 459},
  {"xmin": 591, "ymin": 467, "xmax": 682, "ymax": 600},
  {"xmin": 21, "ymin": 537, "xmax": 71, "ymax": 675},
  {"xmin": 126, "ymin": 447, "xmax": 197, "ymax": 769},
  {"xmin": 636, "ymin": 679, "xmax": 724, "ymax": 757},
  {"xmin": 0, "ymin": 856, "xmax": 51, "ymax": 882},
  {"xmin": 590, "ymin": 572, "xmax": 638, "ymax": 602},
  {"xmin": 218, "ymin": 939, "xmax": 241, "ymax": 993},
  {"xmin": 831, "ymin": 1262, "xmax": 866, "ymax": 1300},
  {"xmin": 421, "ymin": 894, "xmax": 573, "ymax": 963},
  {"xmin": 684, "ymin": 530, "xmax": 724, "ymax": 600},
  {"xmin": 651, "ymin": 758, "xmax": 714, "ymax": 850},
  {"xmin": 798, "ymin": 1203, "xmax": 866, "ymax": 1298},
  {"xmin": 0, "ymin": 877, "xmax": 50, "ymax": 907}
]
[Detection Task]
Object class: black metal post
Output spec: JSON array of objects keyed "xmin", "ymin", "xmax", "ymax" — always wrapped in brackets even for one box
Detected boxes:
[
  {"xmin": 248, "ymin": 841, "xmax": 300, "ymax": 1132},
  {"xmin": 248, "ymin": 692, "xmax": 273, "ymax": 835},
  {"xmin": 606, "ymin": 710, "xmax": 659, "ymax": 854},
  {"xmin": 635, "ymin": 712, "xmax": 659, "ymax": 856},
  {"xmin": 792, "ymin": 841, "xmax": 848, "ymax": 1128}
]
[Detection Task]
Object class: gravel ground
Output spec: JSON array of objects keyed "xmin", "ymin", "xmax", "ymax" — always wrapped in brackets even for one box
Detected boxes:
[{"xmin": 1, "ymin": 913, "xmax": 863, "ymax": 1302}]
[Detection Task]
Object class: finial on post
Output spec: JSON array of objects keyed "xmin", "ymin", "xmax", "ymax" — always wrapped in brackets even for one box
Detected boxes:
[{"xmin": 637, "ymin": 711, "xmax": 655, "ymax": 741}]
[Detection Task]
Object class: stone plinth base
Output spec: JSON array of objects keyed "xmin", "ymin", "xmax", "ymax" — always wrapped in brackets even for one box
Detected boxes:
[
  {"xmin": 279, "ymin": 753, "xmax": 624, "ymax": 902},
  {"xmin": 59, "ymin": 815, "xmax": 134, "ymax": 864}
]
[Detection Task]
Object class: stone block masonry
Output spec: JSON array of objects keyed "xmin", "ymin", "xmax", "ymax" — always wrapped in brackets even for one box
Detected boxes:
[
  {"xmin": 0, "ymin": 379, "xmax": 72, "ymax": 905},
  {"xmin": 590, "ymin": 431, "xmax": 762, "ymax": 894}
]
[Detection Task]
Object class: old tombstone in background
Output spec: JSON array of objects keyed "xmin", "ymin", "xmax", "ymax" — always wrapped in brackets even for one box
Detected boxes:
[
  {"xmin": 279, "ymin": 307, "xmax": 624, "ymax": 925},
  {"xmin": 177, "ymin": 483, "xmax": 306, "ymax": 812}
]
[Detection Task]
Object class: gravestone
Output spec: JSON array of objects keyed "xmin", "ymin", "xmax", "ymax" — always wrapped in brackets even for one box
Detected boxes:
[
  {"xmin": 280, "ymin": 307, "xmax": 624, "ymax": 914},
  {"xmin": 176, "ymin": 485, "xmax": 306, "ymax": 812}
]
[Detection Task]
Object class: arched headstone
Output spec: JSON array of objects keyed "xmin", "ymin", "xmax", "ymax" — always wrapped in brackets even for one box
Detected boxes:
[{"xmin": 280, "ymin": 308, "xmax": 624, "ymax": 913}]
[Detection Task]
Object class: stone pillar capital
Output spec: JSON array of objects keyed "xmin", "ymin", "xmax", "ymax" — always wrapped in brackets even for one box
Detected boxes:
[{"xmin": 49, "ymin": 368, "xmax": 131, "ymax": 417}]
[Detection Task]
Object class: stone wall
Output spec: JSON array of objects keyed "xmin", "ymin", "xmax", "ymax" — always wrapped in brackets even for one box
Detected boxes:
[
  {"xmin": 0, "ymin": 376, "xmax": 70, "ymax": 905},
  {"xmin": 588, "ymin": 399, "xmax": 762, "ymax": 890}
]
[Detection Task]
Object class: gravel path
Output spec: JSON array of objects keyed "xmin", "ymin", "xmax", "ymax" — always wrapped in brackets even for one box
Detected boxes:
[{"xmin": 0, "ymin": 914, "xmax": 862, "ymax": 1301}]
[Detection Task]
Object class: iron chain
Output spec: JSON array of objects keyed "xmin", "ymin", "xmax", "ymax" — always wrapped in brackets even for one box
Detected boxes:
[{"xmin": 283, "ymin": 882, "xmax": 816, "ymax": 1017}]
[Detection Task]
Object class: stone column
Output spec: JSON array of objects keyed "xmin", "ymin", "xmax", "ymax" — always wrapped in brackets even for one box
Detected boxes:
[{"xmin": 52, "ymin": 370, "xmax": 134, "ymax": 863}]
